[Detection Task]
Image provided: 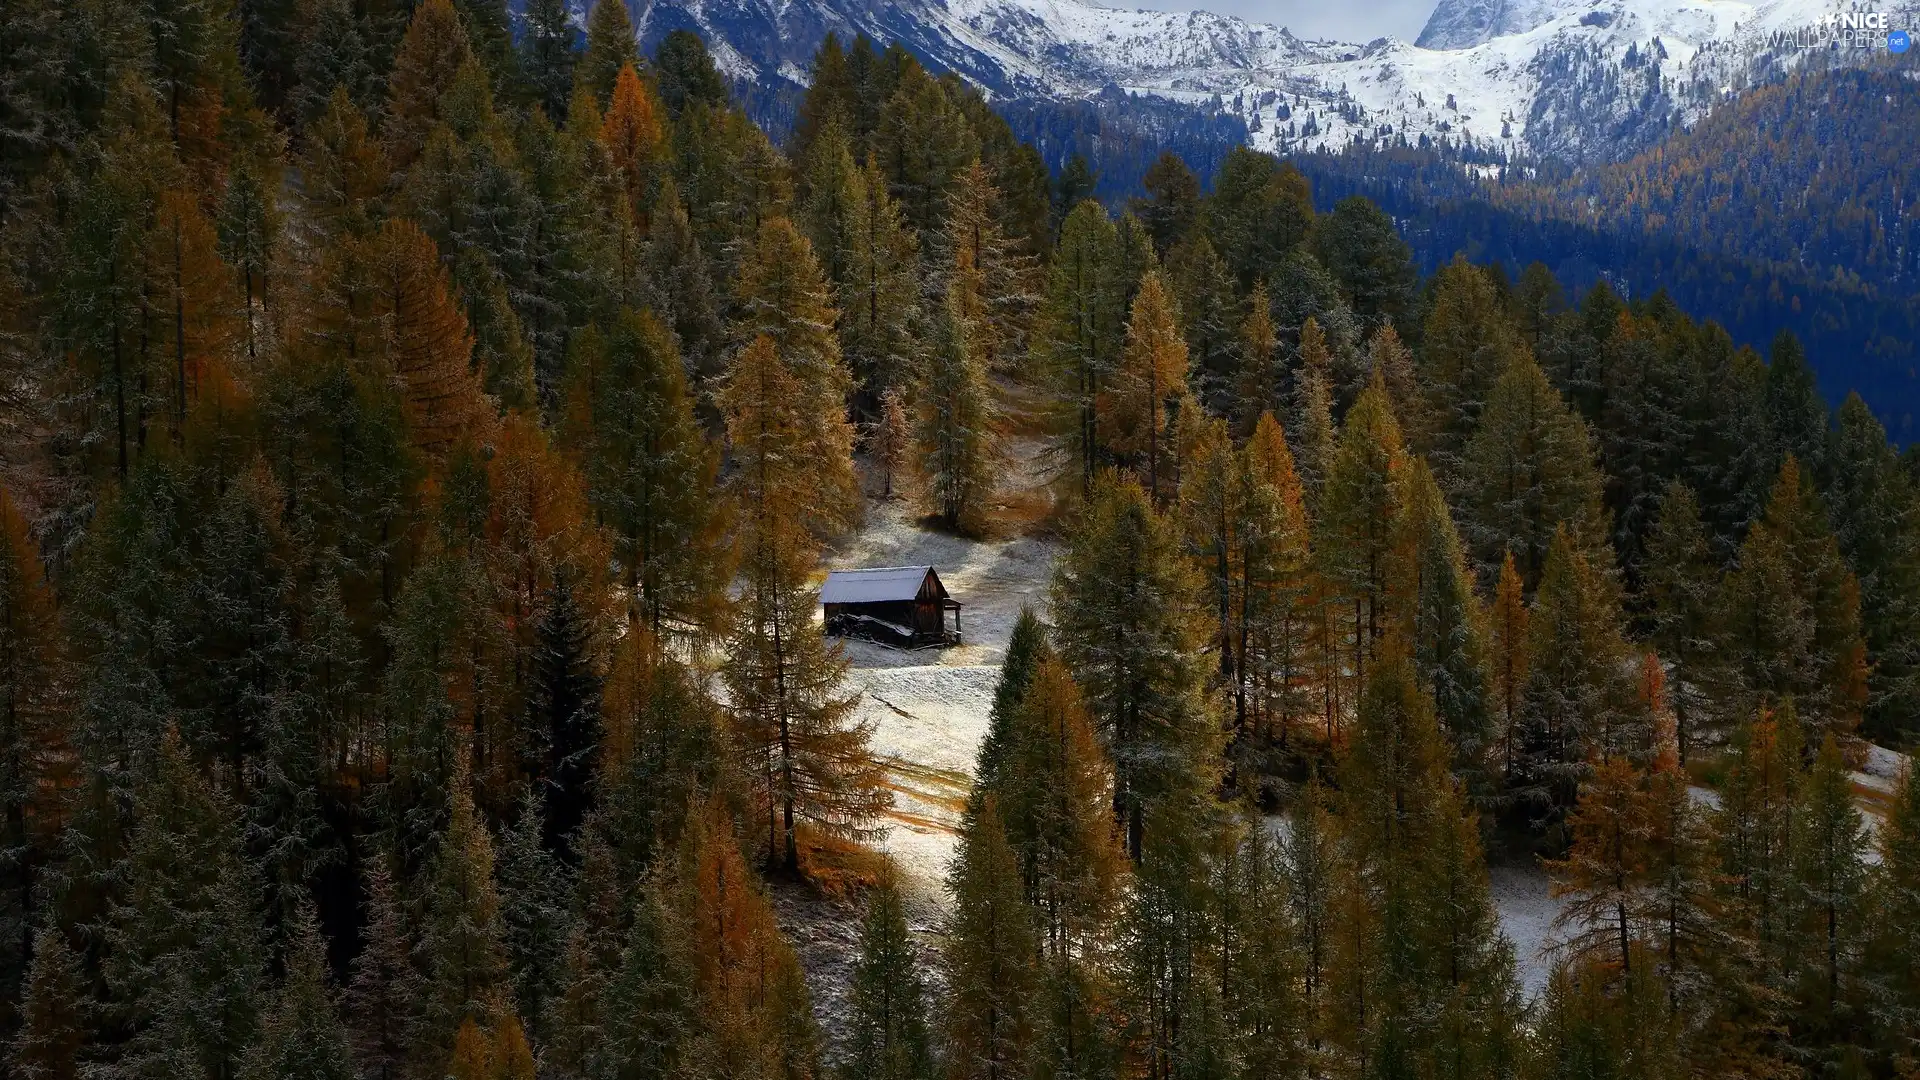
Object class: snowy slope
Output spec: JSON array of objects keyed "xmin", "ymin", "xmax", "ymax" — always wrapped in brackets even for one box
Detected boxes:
[{"xmin": 631, "ymin": 0, "xmax": 1917, "ymax": 161}]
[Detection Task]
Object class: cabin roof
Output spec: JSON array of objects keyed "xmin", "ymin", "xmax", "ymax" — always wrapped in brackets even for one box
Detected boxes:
[{"xmin": 821, "ymin": 566, "xmax": 949, "ymax": 605}]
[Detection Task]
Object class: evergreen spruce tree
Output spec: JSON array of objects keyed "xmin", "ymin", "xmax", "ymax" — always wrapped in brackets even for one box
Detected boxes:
[
  {"xmin": 1826, "ymin": 393, "xmax": 1920, "ymax": 743},
  {"xmin": 103, "ymin": 732, "xmax": 264, "ymax": 1080},
  {"xmin": 1418, "ymin": 258, "xmax": 1526, "ymax": 477},
  {"xmin": 799, "ymin": 121, "xmax": 860, "ymax": 291},
  {"xmin": 641, "ymin": 178, "xmax": 727, "ymax": 399},
  {"xmin": 1397, "ymin": 459, "xmax": 1496, "ymax": 796},
  {"xmin": 563, "ymin": 308, "xmax": 728, "ymax": 637},
  {"xmin": 497, "ymin": 789, "xmax": 571, "ymax": 1042},
  {"xmin": 976, "ymin": 607, "xmax": 1051, "ymax": 798},
  {"xmin": 1529, "ymin": 948, "xmax": 1683, "ymax": 1080},
  {"xmin": 1312, "ymin": 195, "xmax": 1414, "ymax": 334},
  {"xmin": 520, "ymin": 0, "xmax": 577, "ymax": 120},
  {"xmin": 1122, "ymin": 798, "xmax": 1231, "ymax": 1080},
  {"xmin": 1866, "ymin": 762, "xmax": 1920, "ymax": 1066},
  {"xmin": 1166, "ymin": 236, "xmax": 1241, "ymax": 417},
  {"xmin": 577, "ymin": 0, "xmax": 639, "ymax": 106},
  {"xmin": 346, "ymin": 857, "xmax": 421, "ymax": 1080},
  {"xmin": 845, "ymin": 866, "xmax": 935, "ymax": 1080},
  {"xmin": 1516, "ymin": 528, "xmax": 1643, "ymax": 839},
  {"xmin": 1315, "ymin": 374, "xmax": 1406, "ymax": 701},
  {"xmin": 290, "ymin": 0, "xmax": 379, "ymax": 123},
  {"xmin": 946, "ymin": 797, "xmax": 1039, "ymax": 1080},
  {"xmin": 1135, "ymin": 150, "xmax": 1200, "ymax": 257},
  {"xmin": 1285, "ymin": 781, "xmax": 1339, "ymax": 1075},
  {"xmin": 1763, "ymin": 332, "xmax": 1828, "ymax": 480},
  {"xmin": 588, "ymin": 882, "xmax": 691, "ymax": 1080},
  {"xmin": 1641, "ymin": 482, "xmax": 1719, "ymax": 761},
  {"xmin": 1786, "ymin": 734, "xmax": 1870, "ymax": 1061},
  {"xmin": 1337, "ymin": 643, "xmax": 1523, "ymax": 1079},
  {"xmin": 1717, "ymin": 457, "xmax": 1868, "ymax": 744},
  {"xmin": 1050, "ymin": 471, "xmax": 1214, "ymax": 859},
  {"xmin": 1037, "ymin": 200, "xmax": 1125, "ymax": 493},
  {"xmin": 240, "ymin": 903, "xmax": 356, "ymax": 1080},
  {"xmin": 914, "ymin": 292, "xmax": 1002, "ymax": 535},
  {"xmin": 839, "ymin": 155, "xmax": 921, "ymax": 411},
  {"xmin": 1233, "ymin": 282, "xmax": 1278, "ymax": 433},
  {"xmin": 1458, "ymin": 352, "xmax": 1608, "ymax": 591},
  {"xmin": 653, "ymin": 29, "xmax": 729, "ymax": 117},
  {"xmin": 418, "ymin": 767, "xmax": 511, "ymax": 1057},
  {"xmin": 9, "ymin": 926, "xmax": 83, "ymax": 1080},
  {"xmin": 872, "ymin": 65, "xmax": 977, "ymax": 245},
  {"xmin": 1206, "ymin": 147, "xmax": 1313, "ymax": 291},
  {"xmin": 998, "ymin": 656, "xmax": 1127, "ymax": 955},
  {"xmin": 528, "ymin": 572, "xmax": 603, "ymax": 856}
]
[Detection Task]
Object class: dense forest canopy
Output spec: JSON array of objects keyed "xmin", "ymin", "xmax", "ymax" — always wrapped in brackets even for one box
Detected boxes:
[{"xmin": 1, "ymin": 4, "xmax": 1920, "ymax": 1080}]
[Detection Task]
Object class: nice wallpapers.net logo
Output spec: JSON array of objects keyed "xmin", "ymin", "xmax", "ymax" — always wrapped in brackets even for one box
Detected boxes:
[{"xmin": 1770, "ymin": 12, "xmax": 1912, "ymax": 52}]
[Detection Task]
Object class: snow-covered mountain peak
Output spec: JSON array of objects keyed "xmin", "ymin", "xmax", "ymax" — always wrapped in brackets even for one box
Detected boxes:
[{"xmin": 633, "ymin": 0, "xmax": 1916, "ymax": 162}]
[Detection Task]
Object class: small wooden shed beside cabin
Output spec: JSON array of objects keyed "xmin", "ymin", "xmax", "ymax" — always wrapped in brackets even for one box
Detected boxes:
[{"xmin": 821, "ymin": 566, "xmax": 961, "ymax": 648}]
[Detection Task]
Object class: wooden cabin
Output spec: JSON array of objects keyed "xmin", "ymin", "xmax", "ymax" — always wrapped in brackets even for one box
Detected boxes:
[{"xmin": 821, "ymin": 566, "xmax": 962, "ymax": 648}]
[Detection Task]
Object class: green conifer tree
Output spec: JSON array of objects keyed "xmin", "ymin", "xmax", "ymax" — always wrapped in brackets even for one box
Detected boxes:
[
  {"xmin": 1827, "ymin": 393, "xmax": 1920, "ymax": 743},
  {"xmin": 577, "ymin": 0, "xmax": 639, "ymax": 106},
  {"xmin": 240, "ymin": 902, "xmax": 356, "ymax": 1080},
  {"xmin": 1641, "ymin": 482, "xmax": 1719, "ymax": 761},
  {"xmin": 418, "ymin": 767, "xmax": 511, "ymax": 1056},
  {"xmin": 8, "ymin": 926, "xmax": 83, "ymax": 1080},
  {"xmin": 1049, "ymin": 471, "xmax": 1214, "ymax": 859},
  {"xmin": 839, "ymin": 155, "xmax": 920, "ymax": 410},
  {"xmin": 845, "ymin": 866, "xmax": 935, "ymax": 1080},
  {"xmin": 914, "ymin": 292, "xmax": 1002, "ymax": 535},
  {"xmin": 1398, "ymin": 459, "xmax": 1496, "ymax": 796},
  {"xmin": 1516, "ymin": 528, "xmax": 1643, "ymax": 838},
  {"xmin": 1315, "ymin": 374, "xmax": 1406, "ymax": 698},
  {"xmin": 345, "ymin": 857, "xmax": 421, "ymax": 1080},
  {"xmin": 946, "ymin": 797, "xmax": 1040, "ymax": 1080},
  {"xmin": 975, "ymin": 608, "xmax": 1051, "ymax": 798},
  {"xmin": 103, "ymin": 732, "xmax": 264, "ymax": 1080},
  {"xmin": 1458, "ymin": 352, "xmax": 1608, "ymax": 591},
  {"xmin": 1786, "ymin": 734, "xmax": 1870, "ymax": 1060},
  {"xmin": 1717, "ymin": 457, "xmax": 1868, "ymax": 744},
  {"xmin": 563, "ymin": 308, "xmax": 728, "ymax": 637},
  {"xmin": 1037, "ymin": 200, "xmax": 1125, "ymax": 493}
]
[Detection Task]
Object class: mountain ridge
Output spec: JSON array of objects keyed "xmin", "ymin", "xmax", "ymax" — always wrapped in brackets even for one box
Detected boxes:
[{"xmin": 618, "ymin": 0, "xmax": 1917, "ymax": 162}]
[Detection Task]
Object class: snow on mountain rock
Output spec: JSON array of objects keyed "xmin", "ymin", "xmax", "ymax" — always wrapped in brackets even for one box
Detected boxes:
[{"xmin": 631, "ymin": 0, "xmax": 1916, "ymax": 162}]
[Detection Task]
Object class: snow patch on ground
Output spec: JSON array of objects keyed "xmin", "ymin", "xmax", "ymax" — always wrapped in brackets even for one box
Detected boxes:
[
  {"xmin": 1490, "ymin": 862, "xmax": 1566, "ymax": 1001},
  {"xmin": 851, "ymin": 664, "xmax": 1000, "ymax": 915}
]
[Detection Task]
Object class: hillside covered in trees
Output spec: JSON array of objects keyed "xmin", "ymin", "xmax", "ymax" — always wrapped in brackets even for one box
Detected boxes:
[
  {"xmin": 1, "ymin": 4, "xmax": 1920, "ymax": 1080},
  {"xmin": 1291, "ymin": 63, "xmax": 1920, "ymax": 439}
]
